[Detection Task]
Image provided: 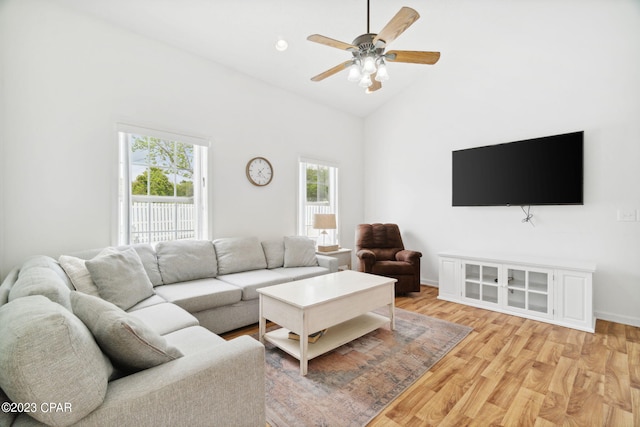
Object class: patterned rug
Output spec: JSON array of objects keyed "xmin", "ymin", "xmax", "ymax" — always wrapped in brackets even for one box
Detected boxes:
[{"xmin": 258, "ymin": 308, "xmax": 472, "ymax": 427}]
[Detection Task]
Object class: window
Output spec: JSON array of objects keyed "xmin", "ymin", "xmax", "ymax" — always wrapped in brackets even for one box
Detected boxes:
[
  {"xmin": 298, "ymin": 158, "xmax": 339, "ymax": 245},
  {"xmin": 118, "ymin": 125, "xmax": 208, "ymax": 245}
]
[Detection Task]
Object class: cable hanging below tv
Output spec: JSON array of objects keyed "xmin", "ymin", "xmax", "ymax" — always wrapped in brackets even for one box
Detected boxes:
[{"xmin": 452, "ymin": 131, "xmax": 584, "ymax": 207}]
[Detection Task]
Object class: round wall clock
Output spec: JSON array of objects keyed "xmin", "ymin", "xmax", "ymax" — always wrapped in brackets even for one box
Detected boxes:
[{"xmin": 246, "ymin": 157, "xmax": 273, "ymax": 186}]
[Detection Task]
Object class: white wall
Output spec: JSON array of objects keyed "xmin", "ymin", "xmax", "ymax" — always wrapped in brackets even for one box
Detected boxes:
[
  {"xmin": 0, "ymin": 0, "xmax": 364, "ymax": 277},
  {"xmin": 364, "ymin": 0, "xmax": 640, "ymax": 326}
]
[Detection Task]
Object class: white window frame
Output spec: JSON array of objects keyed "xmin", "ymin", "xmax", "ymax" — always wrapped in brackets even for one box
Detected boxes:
[
  {"xmin": 297, "ymin": 157, "xmax": 339, "ymax": 246},
  {"xmin": 117, "ymin": 124, "xmax": 209, "ymax": 245}
]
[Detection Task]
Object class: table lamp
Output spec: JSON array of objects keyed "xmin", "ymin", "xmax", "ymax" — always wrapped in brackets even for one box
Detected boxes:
[{"xmin": 313, "ymin": 213, "xmax": 338, "ymax": 252}]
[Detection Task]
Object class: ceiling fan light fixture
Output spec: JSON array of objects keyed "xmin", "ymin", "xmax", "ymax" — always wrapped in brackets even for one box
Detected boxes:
[
  {"xmin": 358, "ymin": 73, "xmax": 373, "ymax": 88},
  {"xmin": 375, "ymin": 61, "xmax": 389, "ymax": 82},
  {"xmin": 362, "ymin": 55, "xmax": 377, "ymax": 74},
  {"xmin": 347, "ymin": 62, "xmax": 362, "ymax": 82}
]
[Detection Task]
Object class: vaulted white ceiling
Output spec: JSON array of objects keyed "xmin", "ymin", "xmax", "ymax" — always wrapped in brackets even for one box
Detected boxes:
[{"xmin": 49, "ymin": 0, "xmax": 450, "ymax": 117}]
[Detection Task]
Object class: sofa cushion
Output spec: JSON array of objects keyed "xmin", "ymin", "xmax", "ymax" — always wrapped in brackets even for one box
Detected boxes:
[
  {"xmin": 71, "ymin": 292, "xmax": 183, "ymax": 373},
  {"xmin": 8, "ymin": 263, "xmax": 72, "ymax": 310},
  {"xmin": 59, "ymin": 247, "xmax": 119, "ymax": 297},
  {"xmin": 156, "ymin": 240, "xmax": 217, "ymax": 284},
  {"xmin": 283, "ymin": 236, "xmax": 319, "ymax": 268},
  {"xmin": 127, "ymin": 302, "xmax": 199, "ymax": 336},
  {"xmin": 129, "ymin": 244, "xmax": 164, "ymax": 286},
  {"xmin": 154, "ymin": 278, "xmax": 242, "ymax": 313},
  {"xmin": 0, "ymin": 295, "xmax": 111, "ymax": 426},
  {"xmin": 127, "ymin": 294, "xmax": 167, "ymax": 311},
  {"xmin": 217, "ymin": 269, "xmax": 290, "ymax": 301},
  {"xmin": 163, "ymin": 325, "xmax": 227, "ymax": 355},
  {"xmin": 261, "ymin": 239, "xmax": 285, "ymax": 269},
  {"xmin": 272, "ymin": 266, "xmax": 330, "ymax": 281},
  {"xmin": 85, "ymin": 248, "xmax": 155, "ymax": 311},
  {"xmin": 214, "ymin": 237, "xmax": 267, "ymax": 275},
  {"xmin": 21, "ymin": 256, "xmax": 74, "ymax": 290}
]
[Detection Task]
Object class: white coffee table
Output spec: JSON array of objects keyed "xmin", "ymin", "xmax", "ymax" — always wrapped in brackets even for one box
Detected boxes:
[{"xmin": 257, "ymin": 270, "xmax": 396, "ymax": 375}]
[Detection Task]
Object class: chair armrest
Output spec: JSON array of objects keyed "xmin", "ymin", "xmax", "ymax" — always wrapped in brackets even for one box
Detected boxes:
[
  {"xmin": 74, "ymin": 336, "xmax": 265, "ymax": 427},
  {"xmin": 316, "ymin": 254, "xmax": 339, "ymax": 272},
  {"xmin": 396, "ymin": 249, "xmax": 422, "ymax": 264},
  {"xmin": 356, "ymin": 249, "xmax": 376, "ymax": 272}
]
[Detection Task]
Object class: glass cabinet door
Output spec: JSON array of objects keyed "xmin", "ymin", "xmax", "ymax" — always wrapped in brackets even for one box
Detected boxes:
[
  {"xmin": 464, "ymin": 263, "xmax": 500, "ymax": 304},
  {"xmin": 506, "ymin": 267, "xmax": 551, "ymax": 316}
]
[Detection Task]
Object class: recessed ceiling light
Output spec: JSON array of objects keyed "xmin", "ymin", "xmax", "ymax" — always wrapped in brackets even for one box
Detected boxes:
[{"xmin": 275, "ymin": 38, "xmax": 288, "ymax": 52}]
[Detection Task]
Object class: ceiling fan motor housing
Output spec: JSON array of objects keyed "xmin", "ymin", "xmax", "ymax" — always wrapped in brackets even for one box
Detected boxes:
[{"xmin": 351, "ymin": 33, "xmax": 385, "ymax": 58}]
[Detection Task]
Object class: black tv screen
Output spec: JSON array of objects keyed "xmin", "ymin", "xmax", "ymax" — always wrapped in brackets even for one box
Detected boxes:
[{"xmin": 452, "ymin": 131, "xmax": 584, "ymax": 206}]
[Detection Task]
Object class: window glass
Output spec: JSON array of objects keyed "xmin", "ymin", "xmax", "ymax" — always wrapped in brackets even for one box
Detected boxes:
[{"xmin": 118, "ymin": 129, "xmax": 207, "ymax": 245}]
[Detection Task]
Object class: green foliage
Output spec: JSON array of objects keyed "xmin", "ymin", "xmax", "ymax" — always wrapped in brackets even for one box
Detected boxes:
[
  {"xmin": 132, "ymin": 167, "xmax": 175, "ymax": 196},
  {"xmin": 131, "ymin": 136, "xmax": 193, "ymax": 179},
  {"xmin": 306, "ymin": 165, "xmax": 329, "ymax": 203},
  {"xmin": 130, "ymin": 135, "xmax": 195, "ymax": 198}
]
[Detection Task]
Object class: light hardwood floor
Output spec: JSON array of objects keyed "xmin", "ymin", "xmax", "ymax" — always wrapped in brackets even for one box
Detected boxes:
[{"xmin": 222, "ymin": 285, "xmax": 640, "ymax": 426}]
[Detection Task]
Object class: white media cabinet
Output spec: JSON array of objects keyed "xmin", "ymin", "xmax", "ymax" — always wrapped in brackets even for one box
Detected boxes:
[{"xmin": 438, "ymin": 251, "xmax": 596, "ymax": 332}]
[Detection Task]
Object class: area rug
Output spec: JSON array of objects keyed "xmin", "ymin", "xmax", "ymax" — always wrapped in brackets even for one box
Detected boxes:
[{"xmin": 258, "ymin": 308, "xmax": 472, "ymax": 427}]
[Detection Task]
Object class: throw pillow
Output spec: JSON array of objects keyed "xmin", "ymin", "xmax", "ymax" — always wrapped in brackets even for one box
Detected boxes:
[
  {"xmin": 261, "ymin": 239, "xmax": 285, "ymax": 269},
  {"xmin": 70, "ymin": 291, "xmax": 183, "ymax": 372},
  {"xmin": 0, "ymin": 295, "xmax": 112, "ymax": 426},
  {"xmin": 283, "ymin": 236, "xmax": 319, "ymax": 268},
  {"xmin": 59, "ymin": 247, "xmax": 119, "ymax": 297},
  {"xmin": 85, "ymin": 248, "xmax": 155, "ymax": 311},
  {"xmin": 214, "ymin": 236, "xmax": 267, "ymax": 275}
]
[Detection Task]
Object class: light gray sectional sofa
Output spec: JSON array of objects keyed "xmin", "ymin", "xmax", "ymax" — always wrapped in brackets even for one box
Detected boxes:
[{"xmin": 0, "ymin": 236, "xmax": 337, "ymax": 426}]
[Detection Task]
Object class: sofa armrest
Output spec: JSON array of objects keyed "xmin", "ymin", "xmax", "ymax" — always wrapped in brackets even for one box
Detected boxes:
[
  {"xmin": 77, "ymin": 336, "xmax": 265, "ymax": 427},
  {"xmin": 316, "ymin": 254, "xmax": 339, "ymax": 273},
  {"xmin": 395, "ymin": 249, "xmax": 422, "ymax": 264}
]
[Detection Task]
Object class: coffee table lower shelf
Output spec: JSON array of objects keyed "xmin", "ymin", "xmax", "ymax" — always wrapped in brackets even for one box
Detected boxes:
[{"xmin": 263, "ymin": 312, "xmax": 390, "ymax": 362}]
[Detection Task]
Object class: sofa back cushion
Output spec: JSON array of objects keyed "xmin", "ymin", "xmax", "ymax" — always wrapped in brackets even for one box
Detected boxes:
[
  {"xmin": 128, "ymin": 244, "xmax": 164, "ymax": 286},
  {"xmin": 0, "ymin": 295, "xmax": 112, "ymax": 426},
  {"xmin": 8, "ymin": 257, "xmax": 73, "ymax": 310},
  {"xmin": 261, "ymin": 239, "xmax": 285, "ymax": 269},
  {"xmin": 214, "ymin": 237, "xmax": 267, "ymax": 275},
  {"xmin": 283, "ymin": 236, "xmax": 319, "ymax": 268},
  {"xmin": 156, "ymin": 240, "xmax": 218, "ymax": 284}
]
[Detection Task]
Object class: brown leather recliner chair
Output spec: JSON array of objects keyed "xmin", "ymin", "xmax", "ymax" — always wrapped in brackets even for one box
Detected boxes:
[{"xmin": 355, "ymin": 223, "xmax": 422, "ymax": 294}]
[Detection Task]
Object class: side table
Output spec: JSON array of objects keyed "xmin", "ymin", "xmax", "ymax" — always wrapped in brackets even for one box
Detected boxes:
[{"xmin": 316, "ymin": 247, "xmax": 352, "ymax": 270}]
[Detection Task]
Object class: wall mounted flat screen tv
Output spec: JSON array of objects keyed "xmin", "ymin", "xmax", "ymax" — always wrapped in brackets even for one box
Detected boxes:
[{"xmin": 452, "ymin": 131, "xmax": 584, "ymax": 206}]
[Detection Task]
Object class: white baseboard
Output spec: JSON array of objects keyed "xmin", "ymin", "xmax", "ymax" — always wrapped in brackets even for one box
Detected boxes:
[
  {"xmin": 595, "ymin": 311, "xmax": 640, "ymax": 328},
  {"xmin": 421, "ymin": 278, "xmax": 438, "ymax": 287}
]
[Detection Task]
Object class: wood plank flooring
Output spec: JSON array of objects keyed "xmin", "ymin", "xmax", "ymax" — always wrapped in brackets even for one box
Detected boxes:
[{"xmin": 222, "ymin": 285, "xmax": 639, "ymax": 426}]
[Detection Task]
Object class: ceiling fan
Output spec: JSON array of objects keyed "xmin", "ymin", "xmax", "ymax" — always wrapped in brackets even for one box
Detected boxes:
[{"xmin": 307, "ymin": 0, "xmax": 440, "ymax": 93}]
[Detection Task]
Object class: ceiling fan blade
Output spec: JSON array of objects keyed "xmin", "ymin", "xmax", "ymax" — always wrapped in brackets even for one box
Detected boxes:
[
  {"xmin": 372, "ymin": 7, "xmax": 420, "ymax": 48},
  {"xmin": 386, "ymin": 50, "xmax": 441, "ymax": 65},
  {"xmin": 307, "ymin": 34, "xmax": 358, "ymax": 52},
  {"xmin": 310, "ymin": 61, "xmax": 352, "ymax": 82},
  {"xmin": 367, "ymin": 76, "xmax": 382, "ymax": 93}
]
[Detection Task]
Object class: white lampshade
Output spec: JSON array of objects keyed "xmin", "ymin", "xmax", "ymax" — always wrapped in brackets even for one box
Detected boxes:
[
  {"xmin": 313, "ymin": 213, "xmax": 336, "ymax": 230},
  {"xmin": 347, "ymin": 63, "xmax": 362, "ymax": 82},
  {"xmin": 375, "ymin": 61, "xmax": 389, "ymax": 82},
  {"xmin": 358, "ymin": 73, "xmax": 373, "ymax": 88},
  {"xmin": 363, "ymin": 55, "xmax": 377, "ymax": 74}
]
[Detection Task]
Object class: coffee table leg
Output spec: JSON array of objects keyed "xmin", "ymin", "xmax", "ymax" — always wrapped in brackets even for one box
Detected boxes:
[
  {"xmin": 300, "ymin": 330, "xmax": 308, "ymax": 375},
  {"xmin": 258, "ymin": 297, "xmax": 265, "ymax": 343}
]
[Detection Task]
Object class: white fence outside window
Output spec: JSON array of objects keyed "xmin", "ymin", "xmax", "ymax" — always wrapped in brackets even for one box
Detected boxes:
[{"xmin": 130, "ymin": 201, "xmax": 195, "ymax": 244}]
